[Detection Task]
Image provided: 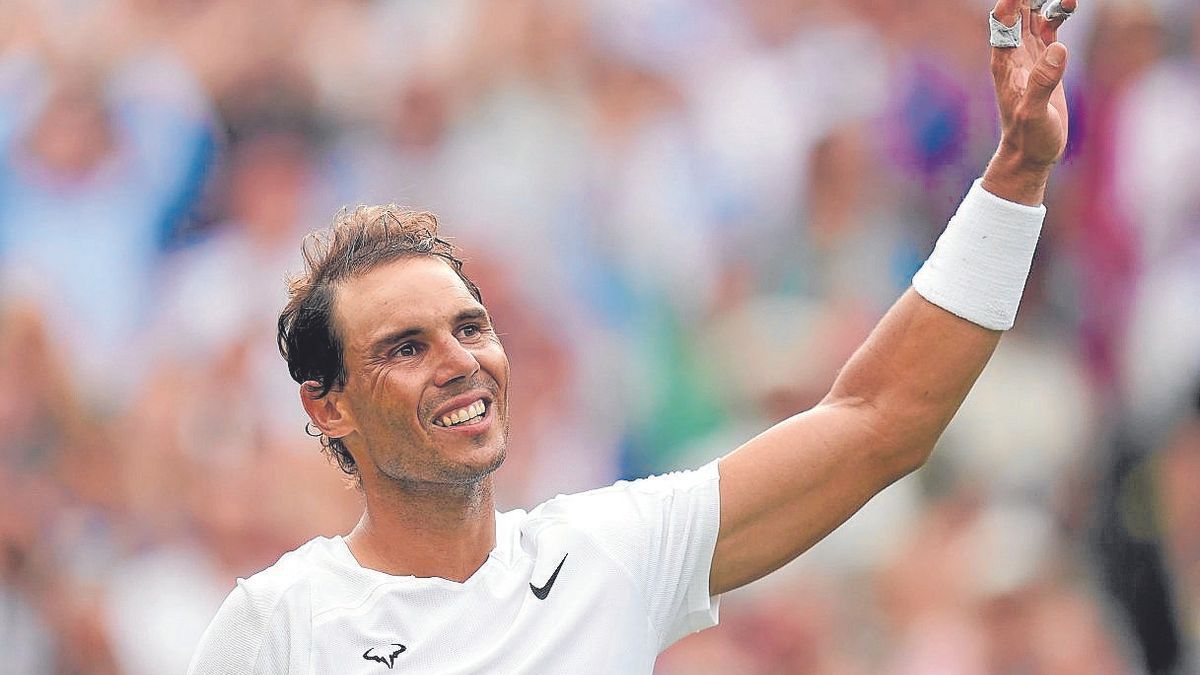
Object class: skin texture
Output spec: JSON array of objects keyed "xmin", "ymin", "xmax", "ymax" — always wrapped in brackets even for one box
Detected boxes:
[
  {"xmin": 710, "ymin": 0, "xmax": 1077, "ymax": 595},
  {"xmin": 301, "ymin": 256, "xmax": 510, "ymax": 581}
]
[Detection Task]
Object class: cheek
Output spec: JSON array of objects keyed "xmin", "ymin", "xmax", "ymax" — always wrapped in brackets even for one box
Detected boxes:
[
  {"xmin": 481, "ymin": 346, "xmax": 510, "ymax": 387},
  {"xmin": 358, "ymin": 370, "xmax": 426, "ymax": 426},
  {"xmin": 356, "ymin": 362, "xmax": 393, "ymax": 399}
]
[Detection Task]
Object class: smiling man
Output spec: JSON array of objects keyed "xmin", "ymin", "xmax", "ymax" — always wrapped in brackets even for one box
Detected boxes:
[{"xmin": 189, "ymin": 0, "xmax": 1078, "ymax": 671}]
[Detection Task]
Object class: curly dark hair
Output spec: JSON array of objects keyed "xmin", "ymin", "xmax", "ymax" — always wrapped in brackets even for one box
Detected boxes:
[{"xmin": 277, "ymin": 206, "xmax": 482, "ymax": 478}]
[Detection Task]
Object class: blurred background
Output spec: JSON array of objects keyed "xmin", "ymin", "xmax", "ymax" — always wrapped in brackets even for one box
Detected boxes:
[{"xmin": 0, "ymin": 0, "xmax": 1197, "ymax": 672}]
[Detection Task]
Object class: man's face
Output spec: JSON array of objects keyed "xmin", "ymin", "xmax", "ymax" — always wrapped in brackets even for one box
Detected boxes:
[{"xmin": 331, "ymin": 256, "xmax": 510, "ymax": 488}]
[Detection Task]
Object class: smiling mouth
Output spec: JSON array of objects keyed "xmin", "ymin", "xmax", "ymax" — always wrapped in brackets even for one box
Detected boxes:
[{"xmin": 432, "ymin": 398, "xmax": 488, "ymax": 428}]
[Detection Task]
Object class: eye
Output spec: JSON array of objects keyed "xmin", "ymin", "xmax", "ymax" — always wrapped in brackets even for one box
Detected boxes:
[
  {"xmin": 458, "ymin": 324, "xmax": 483, "ymax": 340},
  {"xmin": 395, "ymin": 342, "xmax": 419, "ymax": 358}
]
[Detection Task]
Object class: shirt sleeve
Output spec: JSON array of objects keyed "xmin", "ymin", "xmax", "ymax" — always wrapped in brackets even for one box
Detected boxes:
[
  {"xmin": 539, "ymin": 460, "xmax": 722, "ymax": 651},
  {"xmin": 187, "ymin": 578, "xmax": 313, "ymax": 674}
]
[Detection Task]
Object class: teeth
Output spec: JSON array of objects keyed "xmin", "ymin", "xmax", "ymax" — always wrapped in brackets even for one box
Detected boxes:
[{"xmin": 436, "ymin": 399, "xmax": 486, "ymax": 427}]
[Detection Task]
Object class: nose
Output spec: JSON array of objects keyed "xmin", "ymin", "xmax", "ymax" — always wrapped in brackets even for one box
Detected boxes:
[{"xmin": 433, "ymin": 337, "xmax": 480, "ymax": 388}]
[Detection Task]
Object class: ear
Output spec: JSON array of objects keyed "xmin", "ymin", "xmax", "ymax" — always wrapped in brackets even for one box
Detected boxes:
[{"xmin": 300, "ymin": 381, "xmax": 356, "ymax": 440}]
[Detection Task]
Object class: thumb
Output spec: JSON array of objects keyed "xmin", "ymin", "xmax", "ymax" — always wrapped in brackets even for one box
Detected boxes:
[{"xmin": 1024, "ymin": 43, "xmax": 1068, "ymax": 110}]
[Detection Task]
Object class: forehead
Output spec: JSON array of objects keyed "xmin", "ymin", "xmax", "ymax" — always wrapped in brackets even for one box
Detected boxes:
[{"xmin": 332, "ymin": 256, "xmax": 483, "ymax": 348}]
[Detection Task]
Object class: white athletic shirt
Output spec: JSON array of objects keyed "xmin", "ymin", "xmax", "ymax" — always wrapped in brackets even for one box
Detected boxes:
[{"xmin": 188, "ymin": 461, "xmax": 721, "ymax": 674}]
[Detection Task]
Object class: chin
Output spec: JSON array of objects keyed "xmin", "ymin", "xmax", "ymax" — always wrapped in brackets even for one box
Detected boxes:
[
  {"xmin": 463, "ymin": 444, "xmax": 506, "ymax": 479},
  {"xmin": 457, "ymin": 421, "xmax": 508, "ymax": 472},
  {"xmin": 427, "ymin": 441, "xmax": 505, "ymax": 487}
]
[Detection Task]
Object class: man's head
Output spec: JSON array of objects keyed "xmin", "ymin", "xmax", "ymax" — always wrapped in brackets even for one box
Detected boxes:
[{"xmin": 278, "ymin": 207, "xmax": 509, "ymax": 489}]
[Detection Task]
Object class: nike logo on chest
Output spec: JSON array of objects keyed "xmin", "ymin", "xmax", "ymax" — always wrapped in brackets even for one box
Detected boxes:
[{"xmin": 529, "ymin": 553, "xmax": 568, "ymax": 600}]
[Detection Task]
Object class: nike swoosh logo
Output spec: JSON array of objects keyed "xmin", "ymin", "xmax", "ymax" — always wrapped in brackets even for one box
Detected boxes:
[{"xmin": 529, "ymin": 553, "xmax": 568, "ymax": 600}]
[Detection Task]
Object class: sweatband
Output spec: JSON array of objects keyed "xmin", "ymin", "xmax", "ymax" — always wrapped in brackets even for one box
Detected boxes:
[{"xmin": 912, "ymin": 179, "xmax": 1046, "ymax": 331}]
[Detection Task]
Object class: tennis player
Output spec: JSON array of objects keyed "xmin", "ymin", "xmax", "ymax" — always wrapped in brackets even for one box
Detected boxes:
[{"xmin": 189, "ymin": 0, "xmax": 1077, "ymax": 671}]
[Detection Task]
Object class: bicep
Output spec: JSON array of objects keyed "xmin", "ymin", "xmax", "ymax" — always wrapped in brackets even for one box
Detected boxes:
[{"xmin": 711, "ymin": 400, "xmax": 903, "ymax": 595}]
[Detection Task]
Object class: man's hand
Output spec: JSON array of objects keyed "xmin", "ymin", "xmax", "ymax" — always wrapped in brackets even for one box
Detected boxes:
[{"xmin": 983, "ymin": 0, "xmax": 1077, "ymax": 205}]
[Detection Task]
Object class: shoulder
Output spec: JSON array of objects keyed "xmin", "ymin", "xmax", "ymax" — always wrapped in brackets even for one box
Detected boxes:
[
  {"xmin": 515, "ymin": 461, "xmax": 722, "ymax": 563},
  {"xmin": 528, "ymin": 461, "xmax": 721, "ymax": 524},
  {"xmin": 233, "ymin": 536, "xmax": 339, "ymax": 605},
  {"xmin": 189, "ymin": 538, "xmax": 341, "ymax": 673}
]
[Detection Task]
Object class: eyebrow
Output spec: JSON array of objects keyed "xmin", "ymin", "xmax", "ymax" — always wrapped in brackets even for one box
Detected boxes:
[{"xmin": 368, "ymin": 307, "xmax": 490, "ymax": 354}]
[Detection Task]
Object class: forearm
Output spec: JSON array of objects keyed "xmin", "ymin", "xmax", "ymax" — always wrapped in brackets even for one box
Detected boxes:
[
  {"xmin": 713, "ymin": 177, "xmax": 1050, "ymax": 593},
  {"xmin": 713, "ymin": 292, "xmax": 1001, "ymax": 593},
  {"xmin": 824, "ymin": 164, "xmax": 1048, "ymax": 470}
]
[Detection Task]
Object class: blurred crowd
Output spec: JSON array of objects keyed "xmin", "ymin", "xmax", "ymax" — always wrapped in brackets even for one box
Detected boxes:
[{"xmin": 0, "ymin": 0, "xmax": 1197, "ymax": 672}]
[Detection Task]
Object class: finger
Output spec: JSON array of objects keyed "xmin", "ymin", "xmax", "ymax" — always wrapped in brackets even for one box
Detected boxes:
[
  {"xmin": 1023, "ymin": 42, "xmax": 1068, "ymax": 111},
  {"xmin": 1041, "ymin": 0, "xmax": 1077, "ymax": 39},
  {"xmin": 1029, "ymin": 0, "xmax": 1074, "ymax": 47},
  {"xmin": 992, "ymin": 0, "xmax": 1020, "ymax": 27},
  {"xmin": 990, "ymin": 0, "xmax": 1024, "ymax": 50},
  {"xmin": 1043, "ymin": 0, "xmax": 1076, "ymax": 23}
]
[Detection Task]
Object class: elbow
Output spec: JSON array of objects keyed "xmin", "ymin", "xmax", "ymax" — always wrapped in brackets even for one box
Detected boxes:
[
  {"xmin": 868, "ymin": 419, "xmax": 935, "ymax": 482},
  {"xmin": 884, "ymin": 411, "xmax": 949, "ymax": 480},
  {"xmin": 823, "ymin": 393, "xmax": 940, "ymax": 482},
  {"xmin": 890, "ymin": 438, "xmax": 935, "ymax": 478},
  {"xmin": 883, "ymin": 400, "xmax": 949, "ymax": 479}
]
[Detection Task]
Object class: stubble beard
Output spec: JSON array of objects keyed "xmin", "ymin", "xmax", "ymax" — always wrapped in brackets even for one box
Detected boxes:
[
  {"xmin": 359, "ymin": 366, "xmax": 511, "ymax": 497},
  {"xmin": 372, "ymin": 405, "xmax": 509, "ymax": 497}
]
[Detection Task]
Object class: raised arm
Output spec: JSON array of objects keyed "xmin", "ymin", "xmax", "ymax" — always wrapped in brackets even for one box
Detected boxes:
[{"xmin": 711, "ymin": 0, "xmax": 1076, "ymax": 596}]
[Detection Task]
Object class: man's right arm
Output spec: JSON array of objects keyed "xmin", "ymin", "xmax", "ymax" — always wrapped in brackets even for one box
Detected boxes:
[{"xmin": 708, "ymin": 0, "xmax": 1075, "ymax": 596}]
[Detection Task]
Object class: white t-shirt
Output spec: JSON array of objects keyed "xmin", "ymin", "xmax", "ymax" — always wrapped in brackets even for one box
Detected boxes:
[{"xmin": 188, "ymin": 461, "xmax": 721, "ymax": 674}]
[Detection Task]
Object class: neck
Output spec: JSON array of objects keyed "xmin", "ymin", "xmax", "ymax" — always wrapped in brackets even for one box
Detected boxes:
[{"xmin": 346, "ymin": 474, "xmax": 497, "ymax": 583}]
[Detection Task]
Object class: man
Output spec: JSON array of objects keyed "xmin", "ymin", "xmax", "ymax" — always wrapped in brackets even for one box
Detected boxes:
[{"xmin": 190, "ymin": 0, "xmax": 1078, "ymax": 671}]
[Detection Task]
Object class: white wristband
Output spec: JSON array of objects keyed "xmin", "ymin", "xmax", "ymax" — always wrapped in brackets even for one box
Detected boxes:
[{"xmin": 912, "ymin": 179, "xmax": 1046, "ymax": 330}]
